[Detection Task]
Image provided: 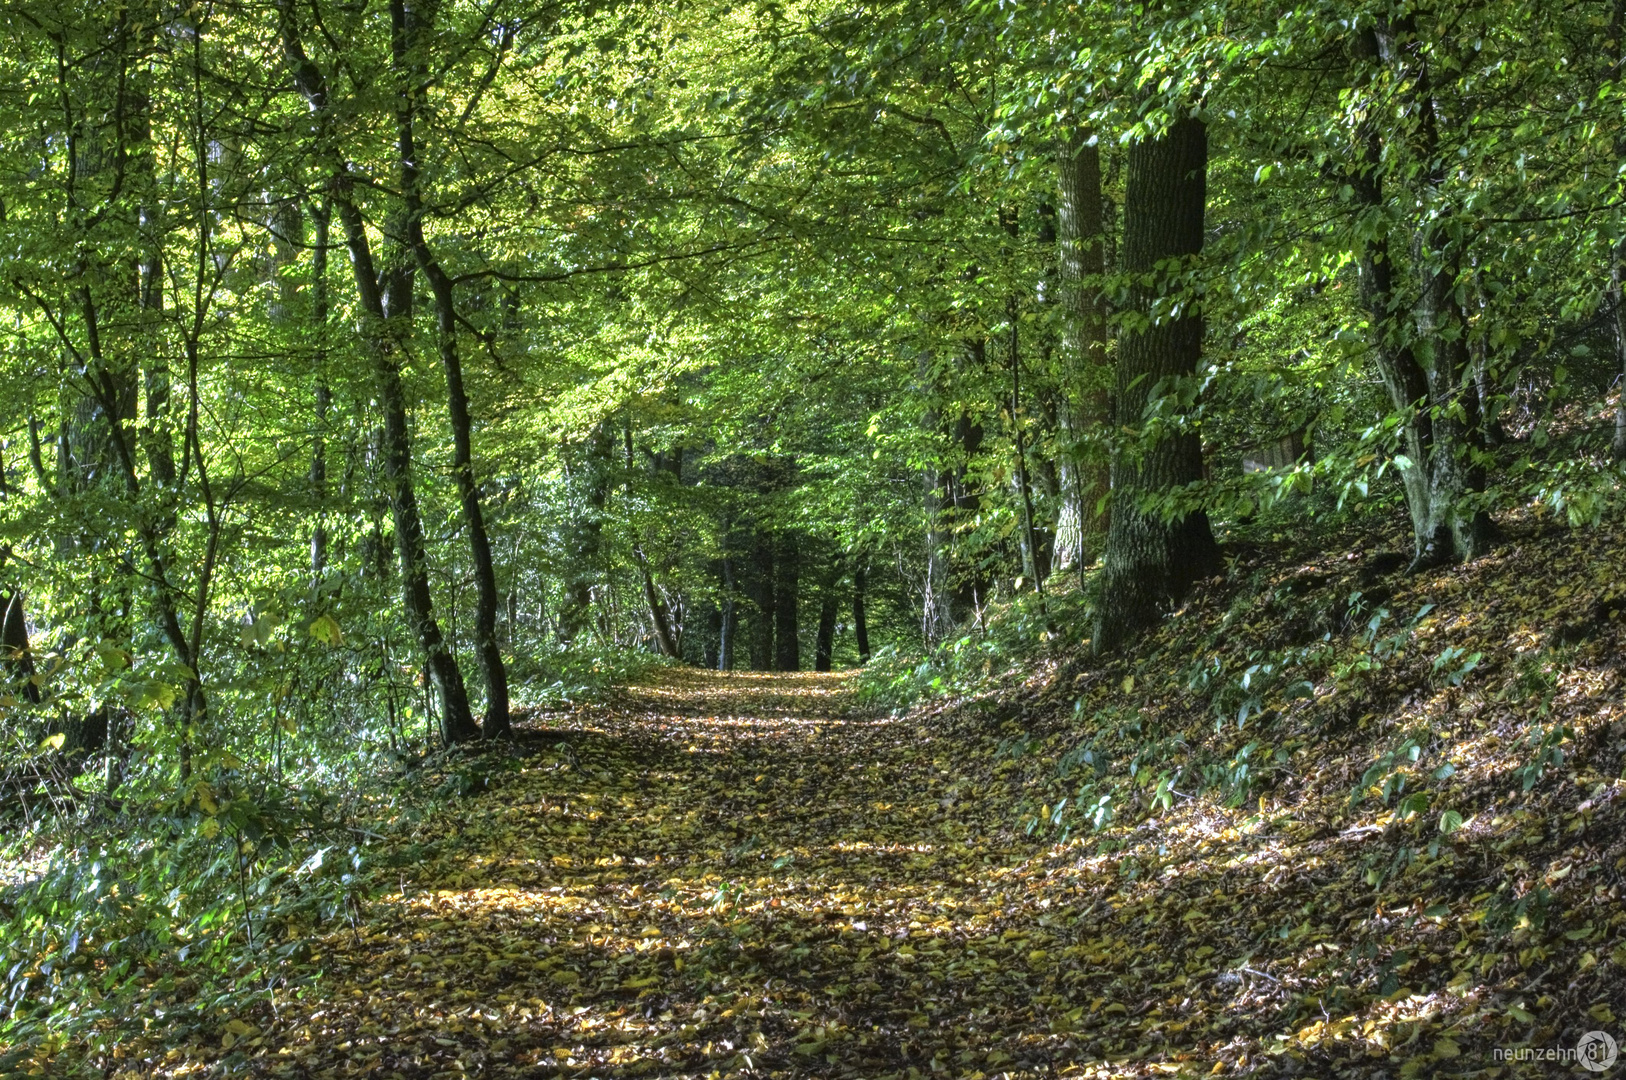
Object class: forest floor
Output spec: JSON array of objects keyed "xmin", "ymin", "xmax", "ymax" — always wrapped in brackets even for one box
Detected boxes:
[{"xmin": 105, "ymin": 518, "xmax": 1626, "ymax": 1079}]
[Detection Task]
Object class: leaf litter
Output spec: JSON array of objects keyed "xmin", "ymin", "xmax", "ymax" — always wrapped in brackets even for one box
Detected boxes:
[{"xmin": 80, "ymin": 514, "xmax": 1626, "ymax": 1079}]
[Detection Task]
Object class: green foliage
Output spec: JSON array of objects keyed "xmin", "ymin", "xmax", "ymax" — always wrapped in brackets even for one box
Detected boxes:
[{"xmin": 0, "ymin": 789, "xmax": 367, "ymax": 1065}]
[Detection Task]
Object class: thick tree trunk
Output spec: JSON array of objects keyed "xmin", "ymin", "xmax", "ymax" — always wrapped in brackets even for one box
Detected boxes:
[
  {"xmin": 774, "ymin": 531, "xmax": 800, "ymax": 671},
  {"xmin": 1055, "ymin": 128, "xmax": 1111, "ymax": 573},
  {"xmin": 1093, "ymin": 116, "xmax": 1219, "ymax": 653},
  {"xmin": 1, "ymin": 592, "xmax": 39, "ymax": 704}
]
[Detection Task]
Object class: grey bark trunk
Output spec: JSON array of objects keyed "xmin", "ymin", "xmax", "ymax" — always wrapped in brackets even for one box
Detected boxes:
[{"xmin": 1353, "ymin": 23, "xmax": 1496, "ymax": 567}]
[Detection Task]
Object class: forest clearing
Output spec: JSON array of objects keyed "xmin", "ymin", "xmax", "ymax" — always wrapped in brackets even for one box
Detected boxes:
[{"xmin": 4, "ymin": 0, "xmax": 1626, "ymax": 1076}]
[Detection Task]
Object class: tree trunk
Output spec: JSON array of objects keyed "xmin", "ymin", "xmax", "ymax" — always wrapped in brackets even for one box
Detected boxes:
[
  {"xmin": 1612, "ymin": 0, "xmax": 1626, "ymax": 460},
  {"xmin": 559, "ymin": 421, "xmax": 612, "ymax": 642},
  {"xmin": 1351, "ymin": 23, "xmax": 1495, "ymax": 567},
  {"xmin": 1613, "ymin": 232, "xmax": 1626, "ymax": 461},
  {"xmin": 310, "ymin": 200, "xmax": 332, "ymax": 578},
  {"xmin": 749, "ymin": 529, "xmax": 775, "ymax": 670},
  {"xmin": 1007, "ymin": 284, "xmax": 1045, "ymax": 597},
  {"xmin": 392, "ymin": 0, "xmax": 509, "ymax": 736},
  {"xmin": 774, "ymin": 530, "xmax": 800, "ymax": 671},
  {"xmin": 636, "ymin": 546, "xmax": 680, "ymax": 657},
  {"xmin": 283, "ymin": 10, "xmax": 479, "ymax": 742},
  {"xmin": 1, "ymin": 592, "xmax": 40, "ymax": 704},
  {"xmin": 815, "ymin": 588, "xmax": 837, "ymax": 672},
  {"xmin": 1093, "ymin": 115, "xmax": 1219, "ymax": 654},
  {"xmin": 719, "ymin": 555, "xmax": 737, "ymax": 670},
  {"xmin": 1055, "ymin": 128, "xmax": 1111, "ymax": 573},
  {"xmin": 852, "ymin": 563, "xmax": 871, "ymax": 663}
]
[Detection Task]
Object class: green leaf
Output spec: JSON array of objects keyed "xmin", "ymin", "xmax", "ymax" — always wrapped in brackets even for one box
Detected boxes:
[{"xmin": 309, "ymin": 614, "xmax": 343, "ymax": 645}]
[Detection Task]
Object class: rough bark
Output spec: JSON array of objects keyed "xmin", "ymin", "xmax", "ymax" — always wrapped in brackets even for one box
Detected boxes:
[
  {"xmin": 1093, "ymin": 115, "xmax": 1219, "ymax": 654},
  {"xmin": 1, "ymin": 592, "xmax": 40, "ymax": 704}
]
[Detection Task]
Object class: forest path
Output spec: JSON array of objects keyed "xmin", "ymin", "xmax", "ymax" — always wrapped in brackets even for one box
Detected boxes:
[{"xmin": 245, "ymin": 668, "xmax": 1082, "ymax": 1079}]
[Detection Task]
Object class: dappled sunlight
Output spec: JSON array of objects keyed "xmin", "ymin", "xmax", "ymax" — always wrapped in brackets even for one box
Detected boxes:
[{"xmin": 93, "ymin": 526, "xmax": 1626, "ymax": 1080}]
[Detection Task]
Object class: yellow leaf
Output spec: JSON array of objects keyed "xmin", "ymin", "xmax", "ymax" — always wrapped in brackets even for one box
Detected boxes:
[
  {"xmin": 39, "ymin": 733, "xmax": 65, "ymax": 752},
  {"xmin": 1433, "ymin": 1038, "xmax": 1460, "ymax": 1059},
  {"xmin": 1589, "ymin": 1004, "xmax": 1616, "ymax": 1024},
  {"xmin": 1122, "ymin": 675, "xmax": 1135, "ymax": 693}
]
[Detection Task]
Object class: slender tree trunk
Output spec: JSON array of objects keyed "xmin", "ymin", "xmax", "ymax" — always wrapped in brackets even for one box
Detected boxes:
[
  {"xmin": 1352, "ymin": 22, "xmax": 1495, "ymax": 568},
  {"xmin": 815, "ymin": 588, "xmax": 837, "ymax": 672},
  {"xmin": 1093, "ymin": 115, "xmax": 1219, "ymax": 654},
  {"xmin": 1613, "ymin": 233, "xmax": 1626, "ymax": 461},
  {"xmin": 391, "ymin": 0, "xmax": 509, "ymax": 736},
  {"xmin": 282, "ymin": 0, "xmax": 479, "ymax": 743},
  {"xmin": 560, "ymin": 421, "xmax": 611, "ymax": 642},
  {"xmin": 719, "ymin": 555, "xmax": 737, "ymax": 670},
  {"xmin": 1348, "ymin": 82, "xmax": 1434, "ymax": 553},
  {"xmin": 636, "ymin": 546, "xmax": 680, "ymax": 657},
  {"xmin": 310, "ymin": 201, "xmax": 332, "ymax": 577},
  {"xmin": 852, "ymin": 563, "xmax": 871, "ymax": 663},
  {"xmin": 1056, "ymin": 128, "xmax": 1112, "ymax": 572},
  {"xmin": 1611, "ymin": 0, "xmax": 1626, "ymax": 460},
  {"xmin": 1408, "ymin": 35, "xmax": 1496, "ymax": 564},
  {"xmin": 1008, "ymin": 283, "xmax": 1044, "ymax": 599}
]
